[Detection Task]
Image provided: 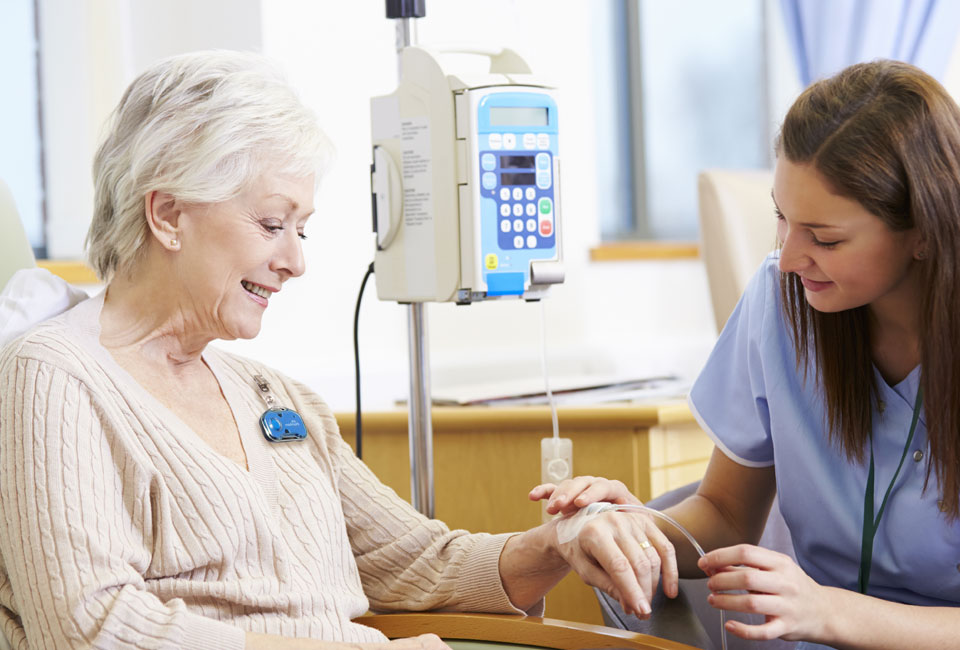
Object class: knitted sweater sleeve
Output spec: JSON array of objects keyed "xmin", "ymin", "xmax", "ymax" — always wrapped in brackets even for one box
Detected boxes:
[
  {"xmin": 282, "ymin": 378, "xmax": 543, "ymax": 616},
  {"xmin": 0, "ymin": 347, "xmax": 245, "ymax": 650}
]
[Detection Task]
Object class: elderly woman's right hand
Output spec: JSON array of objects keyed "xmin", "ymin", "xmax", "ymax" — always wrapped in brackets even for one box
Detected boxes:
[
  {"xmin": 382, "ymin": 634, "xmax": 450, "ymax": 650},
  {"xmin": 530, "ymin": 476, "xmax": 678, "ymax": 618},
  {"xmin": 246, "ymin": 632, "xmax": 452, "ymax": 649},
  {"xmin": 374, "ymin": 635, "xmax": 451, "ymax": 650}
]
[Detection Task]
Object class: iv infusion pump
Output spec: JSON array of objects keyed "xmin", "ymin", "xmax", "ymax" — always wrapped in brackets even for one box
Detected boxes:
[{"xmin": 370, "ymin": 46, "xmax": 565, "ymax": 303}]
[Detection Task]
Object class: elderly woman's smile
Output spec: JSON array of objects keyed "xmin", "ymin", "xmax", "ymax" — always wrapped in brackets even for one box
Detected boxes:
[{"xmin": 241, "ymin": 280, "xmax": 275, "ymax": 303}]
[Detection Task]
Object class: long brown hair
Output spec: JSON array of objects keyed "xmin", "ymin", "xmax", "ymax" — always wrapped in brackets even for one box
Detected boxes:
[{"xmin": 777, "ymin": 60, "xmax": 960, "ymax": 519}]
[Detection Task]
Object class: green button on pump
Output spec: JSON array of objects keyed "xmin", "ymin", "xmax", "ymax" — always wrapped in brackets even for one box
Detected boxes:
[{"xmin": 539, "ymin": 198, "xmax": 552, "ymax": 215}]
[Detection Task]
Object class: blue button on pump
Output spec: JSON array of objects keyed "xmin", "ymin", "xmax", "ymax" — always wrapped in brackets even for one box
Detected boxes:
[
  {"xmin": 481, "ymin": 153, "xmax": 496, "ymax": 171},
  {"xmin": 482, "ymin": 172, "xmax": 496, "ymax": 190}
]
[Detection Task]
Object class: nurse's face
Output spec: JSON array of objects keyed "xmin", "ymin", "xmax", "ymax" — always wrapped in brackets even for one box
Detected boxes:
[
  {"xmin": 174, "ymin": 172, "xmax": 315, "ymax": 340},
  {"xmin": 773, "ymin": 159, "xmax": 920, "ymax": 315}
]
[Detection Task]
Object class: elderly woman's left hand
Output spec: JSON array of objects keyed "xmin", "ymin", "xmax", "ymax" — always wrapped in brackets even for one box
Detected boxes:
[{"xmin": 699, "ymin": 544, "xmax": 832, "ymax": 642}]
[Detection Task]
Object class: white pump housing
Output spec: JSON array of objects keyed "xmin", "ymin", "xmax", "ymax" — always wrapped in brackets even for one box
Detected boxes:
[{"xmin": 370, "ymin": 46, "xmax": 564, "ymax": 304}]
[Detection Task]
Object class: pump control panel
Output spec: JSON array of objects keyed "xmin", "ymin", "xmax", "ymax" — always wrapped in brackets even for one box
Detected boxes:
[{"xmin": 467, "ymin": 90, "xmax": 559, "ymax": 297}]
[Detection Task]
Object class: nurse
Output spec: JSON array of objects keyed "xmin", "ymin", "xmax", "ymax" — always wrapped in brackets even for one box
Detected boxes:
[{"xmin": 534, "ymin": 59, "xmax": 960, "ymax": 649}]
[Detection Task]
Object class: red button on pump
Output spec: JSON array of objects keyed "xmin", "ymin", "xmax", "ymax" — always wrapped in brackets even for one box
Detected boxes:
[{"xmin": 539, "ymin": 220, "xmax": 553, "ymax": 236}]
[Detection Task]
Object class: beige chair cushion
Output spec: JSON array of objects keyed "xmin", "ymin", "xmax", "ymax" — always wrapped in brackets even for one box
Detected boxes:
[{"xmin": 697, "ymin": 169, "xmax": 777, "ymax": 333}]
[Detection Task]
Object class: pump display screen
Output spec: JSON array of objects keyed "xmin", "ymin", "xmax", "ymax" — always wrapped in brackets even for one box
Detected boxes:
[
  {"xmin": 500, "ymin": 155, "xmax": 535, "ymax": 169},
  {"xmin": 490, "ymin": 106, "xmax": 548, "ymax": 126},
  {"xmin": 501, "ymin": 172, "xmax": 536, "ymax": 185}
]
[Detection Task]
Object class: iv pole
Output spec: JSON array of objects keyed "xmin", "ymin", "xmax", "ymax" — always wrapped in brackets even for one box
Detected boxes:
[{"xmin": 386, "ymin": 0, "xmax": 434, "ymax": 518}]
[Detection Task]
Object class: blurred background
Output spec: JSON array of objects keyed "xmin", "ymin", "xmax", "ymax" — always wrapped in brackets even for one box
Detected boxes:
[{"xmin": 4, "ymin": 0, "xmax": 960, "ymax": 410}]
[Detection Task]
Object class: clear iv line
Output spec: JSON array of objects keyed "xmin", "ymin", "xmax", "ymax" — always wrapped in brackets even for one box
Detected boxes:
[
  {"xmin": 539, "ymin": 301, "xmax": 560, "ymax": 439},
  {"xmin": 536, "ymin": 290, "xmax": 723, "ymax": 649},
  {"xmin": 571, "ymin": 502, "xmax": 729, "ymax": 650}
]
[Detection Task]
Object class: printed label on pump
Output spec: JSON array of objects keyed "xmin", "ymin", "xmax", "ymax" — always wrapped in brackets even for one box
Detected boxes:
[
  {"xmin": 400, "ymin": 117, "xmax": 436, "ymax": 296},
  {"xmin": 401, "ymin": 118, "xmax": 432, "ymax": 228}
]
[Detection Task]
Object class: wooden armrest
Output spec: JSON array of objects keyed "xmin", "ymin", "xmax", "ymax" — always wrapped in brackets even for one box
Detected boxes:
[{"xmin": 353, "ymin": 613, "xmax": 698, "ymax": 650}]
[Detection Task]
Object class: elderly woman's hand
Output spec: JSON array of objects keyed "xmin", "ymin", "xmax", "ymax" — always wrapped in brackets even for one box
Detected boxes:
[
  {"xmin": 246, "ymin": 632, "xmax": 452, "ymax": 649},
  {"xmin": 529, "ymin": 476, "xmax": 677, "ymax": 618},
  {"xmin": 377, "ymin": 635, "xmax": 452, "ymax": 650}
]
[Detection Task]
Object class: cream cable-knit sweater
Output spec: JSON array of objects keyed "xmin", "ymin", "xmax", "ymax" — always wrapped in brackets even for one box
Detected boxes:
[{"xmin": 0, "ymin": 293, "xmax": 536, "ymax": 649}]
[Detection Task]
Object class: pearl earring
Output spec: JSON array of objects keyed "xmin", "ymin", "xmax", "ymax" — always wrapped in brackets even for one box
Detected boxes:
[{"xmin": 170, "ymin": 238, "xmax": 179, "ymax": 247}]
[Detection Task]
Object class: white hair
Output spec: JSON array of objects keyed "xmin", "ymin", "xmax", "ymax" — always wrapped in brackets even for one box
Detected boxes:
[{"xmin": 86, "ymin": 50, "xmax": 334, "ymax": 281}]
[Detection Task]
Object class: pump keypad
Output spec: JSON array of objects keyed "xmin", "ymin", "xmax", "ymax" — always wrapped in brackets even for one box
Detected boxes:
[{"xmin": 479, "ymin": 147, "xmax": 555, "ymax": 250}]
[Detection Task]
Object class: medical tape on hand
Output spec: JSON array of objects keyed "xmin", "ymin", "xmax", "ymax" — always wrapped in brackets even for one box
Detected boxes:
[
  {"xmin": 556, "ymin": 502, "xmax": 617, "ymax": 544},
  {"xmin": 559, "ymin": 502, "xmax": 708, "ymax": 557}
]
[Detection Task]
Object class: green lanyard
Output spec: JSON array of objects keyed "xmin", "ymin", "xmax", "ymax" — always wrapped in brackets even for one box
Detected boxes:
[{"xmin": 858, "ymin": 386, "xmax": 923, "ymax": 594}]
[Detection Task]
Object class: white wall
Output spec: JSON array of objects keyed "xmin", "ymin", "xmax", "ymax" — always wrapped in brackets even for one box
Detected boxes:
[
  {"xmin": 37, "ymin": 0, "xmax": 263, "ymax": 259},
  {"xmin": 36, "ymin": 0, "xmax": 125, "ymax": 258},
  {"xmin": 37, "ymin": 0, "xmax": 721, "ymax": 411}
]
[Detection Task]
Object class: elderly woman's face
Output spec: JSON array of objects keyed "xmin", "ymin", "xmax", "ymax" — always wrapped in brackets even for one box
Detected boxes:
[{"xmin": 174, "ymin": 172, "xmax": 315, "ymax": 340}]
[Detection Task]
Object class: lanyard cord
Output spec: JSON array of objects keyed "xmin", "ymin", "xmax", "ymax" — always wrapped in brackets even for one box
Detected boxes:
[{"xmin": 858, "ymin": 386, "xmax": 924, "ymax": 594}]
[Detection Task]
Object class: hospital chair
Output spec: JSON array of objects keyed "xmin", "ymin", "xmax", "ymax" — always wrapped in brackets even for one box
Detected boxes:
[
  {"xmin": 356, "ymin": 612, "xmax": 698, "ymax": 649},
  {"xmin": 0, "ymin": 178, "xmax": 36, "ymax": 291},
  {"xmin": 696, "ymin": 169, "xmax": 777, "ymax": 332},
  {"xmin": 593, "ymin": 169, "xmax": 795, "ymax": 649}
]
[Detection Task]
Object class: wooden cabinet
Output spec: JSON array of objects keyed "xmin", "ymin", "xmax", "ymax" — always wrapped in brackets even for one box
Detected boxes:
[{"xmin": 335, "ymin": 403, "xmax": 712, "ymax": 626}]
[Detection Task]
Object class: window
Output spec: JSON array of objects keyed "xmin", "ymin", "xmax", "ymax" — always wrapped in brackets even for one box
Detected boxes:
[
  {"xmin": 1, "ymin": 0, "xmax": 45, "ymax": 257},
  {"xmin": 598, "ymin": 0, "xmax": 793, "ymax": 241}
]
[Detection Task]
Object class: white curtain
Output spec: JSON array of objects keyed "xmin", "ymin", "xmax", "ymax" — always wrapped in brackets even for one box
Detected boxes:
[{"xmin": 780, "ymin": 0, "xmax": 960, "ymax": 85}]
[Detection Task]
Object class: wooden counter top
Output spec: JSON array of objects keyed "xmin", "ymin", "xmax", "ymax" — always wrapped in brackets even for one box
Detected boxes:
[{"xmin": 335, "ymin": 401, "xmax": 696, "ymax": 433}]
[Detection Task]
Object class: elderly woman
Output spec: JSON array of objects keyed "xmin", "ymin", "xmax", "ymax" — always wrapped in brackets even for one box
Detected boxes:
[{"xmin": 0, "ymin": 52, "xmax": 648, "ymax": 650}]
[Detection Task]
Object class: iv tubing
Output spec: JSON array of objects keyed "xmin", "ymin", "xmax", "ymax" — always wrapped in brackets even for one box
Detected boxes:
[
  {"xmin": 539, "ymin": 301, "xmax": 560, "ymax": 439},
  {"xmin": 572, "ymin": 502, "xmax": 728, "ymax": 650}
]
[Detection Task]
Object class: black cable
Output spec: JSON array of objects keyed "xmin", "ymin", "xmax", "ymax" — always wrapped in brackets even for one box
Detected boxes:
[{"xmin": 353, "ymin": 262, "xmax": 375, "ymax": 459}]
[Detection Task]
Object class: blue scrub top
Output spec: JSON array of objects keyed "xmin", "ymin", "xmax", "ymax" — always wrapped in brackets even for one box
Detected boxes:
[{"xmin": 689, "ymin": 254, "xmax": 960, "ymax": 614}]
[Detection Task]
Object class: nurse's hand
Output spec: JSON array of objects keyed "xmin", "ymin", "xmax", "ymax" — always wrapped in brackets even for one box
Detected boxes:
[
  {"xmin": 530, "ymin": 476, "xmax": 678, "ymax": 617},
  {"xmin": 699, "ymin": 544, "xmax": 830, "ymax": 642},
  {"xmin": 529, "ymin": 475, "xmax": 642, "ymax": 515}
]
